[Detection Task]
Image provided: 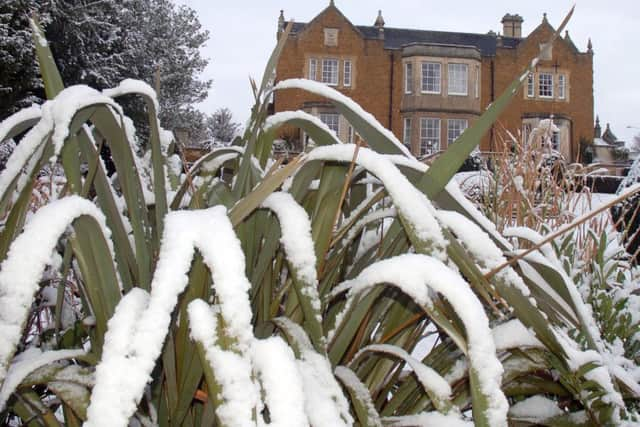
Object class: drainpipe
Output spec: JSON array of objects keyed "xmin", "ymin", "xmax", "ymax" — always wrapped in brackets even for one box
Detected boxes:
[
  {"xmin": 389, "ymin": 52, "xmax": 395, "ymax": 131},
  {"xmin": 490, "ymin": 58, "xmax": 495, "ymax": 152}
]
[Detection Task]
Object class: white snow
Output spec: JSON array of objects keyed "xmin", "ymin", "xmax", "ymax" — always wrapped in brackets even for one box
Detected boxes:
[
  {"xmin": 49, "ymin": 85, "xmax": 122, "ymax": 158},
  {"xmin": 334, "ymin": 366, "xmax": 382, "ymax": 427},
  {"xmin": 274, "ymin": 79, "xmax": 412, "ymax": 157},
  {"xmin": 331, "ymin": 254, "xmax": 508, "ymax": 426},
  {"xmin": 354, "ymin": 344, "xmax": 451, "ymax": 409},
  {"xmin": 0, "ymin": 347, "xmax": 85, "ymax": 411},
  {"xmin": 0, "ymin": 105, "xmax": 41, "ymax": 143},
  {"xmin": 437, "ymin": 210, "xmax": 530, "ymax": 297},
  {"xmin": 88, "ymin": 206, "xmax": 256, "ymax": 427},
  {"xmin": 251, "ymin": 337, "xmax": 309, "ymax": 427},
  {"xmin": 307, "ymin": 144, "xmax": 447, "ymax": 258},
  {"xmin": 264, "ymin": 110, "xmax": 342, "ymax": 145},
  {"xmin": 491, "ymin": 319, "xmax": 543, "ymax": 352},
  {"xmin": 508, "ymin": 395, "xmax": 563, "ymax": 421},
  {"xmin": 187, "ymin": 300, "xmax": 260, "ymax": 427},
  {"xmin": 0, "ymin": 196, "xmax": 113, "ymax": 385},
  {"xmin": 384, "ymin": 411, "xmax": 473, "ymax": 427},
  {"xmin": 261, "ymin": 192, "xmax": 323, "ymax": 330},
  {"xmin": 103, "ymin": 79, "xmax": 159, "ymax": 111},
  {"xmin": 276, "ymin": 317, "xmax": 353, "ymax": 427}
]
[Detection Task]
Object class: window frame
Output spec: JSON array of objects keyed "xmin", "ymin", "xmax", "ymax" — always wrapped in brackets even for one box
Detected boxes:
[
  {"xmin": 405, "ymin": 62, "xmax": 413, "ymax": 94},
  {"xmin": 321, "ymin": 58, "xmax": 339, "ymax": 86},
  {"xmin": 419, "ymin": 117, "xmax": 441, "ymax": 156},
  {"xmin": 308, "ymin": 58, "xmax": 317, "ymax": 81},
  {"xmin": 403, "ymin": 117, "xmax": 412, "ymax": 148},
  {"xmin": 343, "ymin": 60, "xmax": 352, "ymax": 87},
  {"xmin": 447, "ymin": 119, "xmax": 468, "ymax": 145},
  {"xmin": 527, "ymin": 73, "xmax": 535, "ymax": 98},
  {"xmin": 538, "ymin": 72, "xmax": 554, "ymax": 98},
  {"xmin": 447, "ymin": 63, "xmax": 468, "ymax": 96},
  {"xmin": 319, "ymin": 113, "xmax": 340, "ymax": 136},
  {"xmin": 421, "ymin": 62, "xmax": 441, "ymax": 94},
  {"xmin": 558, "ymin": 74, "xmax": 566, "ymax": 100}
]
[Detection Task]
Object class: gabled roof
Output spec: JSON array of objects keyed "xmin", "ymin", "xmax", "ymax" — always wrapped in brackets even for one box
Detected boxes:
[{"xmin": 289, "ymin": 22, "xmax": 520, "ymax": 56}]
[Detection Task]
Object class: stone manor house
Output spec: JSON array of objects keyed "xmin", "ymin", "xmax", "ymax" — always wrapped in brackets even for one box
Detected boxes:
[{"xmin": 273, "ymin": 2, "xmax": 594, "ymax": 162}]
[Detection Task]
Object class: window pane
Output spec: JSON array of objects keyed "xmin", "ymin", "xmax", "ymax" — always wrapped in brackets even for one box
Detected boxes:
[
  {"xmin": 421, "ymin": 62, "xmax": 441, "ymax": 93},
  {"xmin": 558, "ymin": 74, "xmax": 566, "ymax": 99},
  {"xmin": 403, "ymin": 118, "xmax": 412, "ymax": 148},
  {"xmin": 322, "ymin": 59, "xmax": 339, "ymax": 86},
  {"xmin": 448, "ymin": 63, "xmax": 468, "ymax": 95},
  {"xmin": 344, "ymin": 60, "xmax": 352, "ymax": 87},
  {"xmin": 539, "ymin": 73, "xmax": 553, "ymax": 98},
  {"xmin": 420, "ymin": 118, "xmax": 440, "ymax": 155},
  {"xmin": 527, "ymin": 73, "xmax": 534, "ymax": 97},
  {"xmin": 447, "ymin": 119, "xmax": 468, "ymax": 145},
  {"xmin": 309, "ymin": 59, "xmax": 317, "ymax": 80},
  {"xmin": 405, "ymin": 63, "xmax": 413, "ymax": 94},
  {"xmin": 319, "ymin": 113, "xmax": 340, "ymax": 135}
]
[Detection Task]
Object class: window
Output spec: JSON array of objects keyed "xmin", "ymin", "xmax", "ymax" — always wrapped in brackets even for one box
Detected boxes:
[
  {"xmin": 420, "ymin": 118, "xmax": 440, "ymax": 155},
  {"xmin": 527, "ymin": 73, "xmax": 534, "ymax": 98},
  {"xmin": 448, "ymin": 63, "xmax": 468, "ymax": 96},
  {"xmin": 522, "ymin": 123, "xmax": 532, "ymax": 144},
  {"xmin": 558, "ymin": 74, "xmax": 566, "ymax": 99},
  {"xmin": 475, "ymin": 66, "xmax": 480, "ymax": 99},
  {"xmin": 343, "ymin": 60, "xmax": 352, "ymax": 87},
  {"xmin": 447, "ymin": 119, "xmax": 468, "ymax": 145},
  {"xmin": 405, "ymin": 63, "xmax": 413, "ymax": 94},
  {"xmin": 322, "ymin": 59, "xmax": 339, "ymax": 86},
  {"xmin": 539, "ymin": 73, "xmax": 553, "ymax": 98},
  {"xmin": 319, "ymin": 113, "xmax": 339, "ymax": 135},
  {"xmin": 421, "ymin": 62, "xmax": 441, "ymax": 94},
  {"xmin": 348, "ymin": 125, "xmax": 354, "ymax": 144},
  {"xmin": 551, "ymin": 131, "xmax": 560, "ymax": 150},
  {"xmin": 403, "ymin": 118, "xmax": 412, "ymax": 148},
  {"xmin": 308, "ymin": 58, "xmax": 317, "ymax": 81}
]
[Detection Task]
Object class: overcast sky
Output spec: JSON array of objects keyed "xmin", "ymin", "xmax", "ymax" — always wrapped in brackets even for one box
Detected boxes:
[{"xmin": 180, "ymin": 0, "xmax": 640, "ymax": 143}]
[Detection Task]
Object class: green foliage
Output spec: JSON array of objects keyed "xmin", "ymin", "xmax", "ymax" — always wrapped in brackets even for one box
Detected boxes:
[{"xmin": 0, "ymin": 10, "xmax": 638, "ymax": 427}]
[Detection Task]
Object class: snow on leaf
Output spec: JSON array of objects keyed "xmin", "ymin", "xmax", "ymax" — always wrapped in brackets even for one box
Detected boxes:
[
  {"xmin": 334, "ymin": 366, "xmax": 382, "ymax": 427},
  {"xmin": 187, "ymin": 300, "xmax": 260, "ymax": 427},
  {"xmin": 251, "ymin": 336, "xmax": 309, "ymax": 427},
  {"xmin": 491, "ymin": 319, "xmax": 544, "ymax": 352},
  {"xmin": 353, "ymin": 343, "xmax": 452, "ymax": 412},
  {"xmin": 87, "ymin": 206, "xmax": 256, "ymax": 427},
  {"xmin": 307, "ymin": 144, "xmax": 446, "ymax": 259},
  {"xmin": 0, "ymin": 196, "xmax": 113, "ymax": 386},
  {"xmin": 274, "ymin": 317, "xmax": 353, "ymax": 427},
  {"xmin": 330, "ymin": 254, "xmax": 508, "ymax": 427},
  {"xmin": 0, "ymin": 347, "xmax": 85, "ymax": 412},
  {"xmin": 102, "ymin": 79, "xmax": 159, "ymax": 112}
]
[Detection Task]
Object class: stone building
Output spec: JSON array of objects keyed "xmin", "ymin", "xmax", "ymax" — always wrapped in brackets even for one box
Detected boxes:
[{"xmin": 273, "ymin": 2, "xmax": 594, "ymax": 162}]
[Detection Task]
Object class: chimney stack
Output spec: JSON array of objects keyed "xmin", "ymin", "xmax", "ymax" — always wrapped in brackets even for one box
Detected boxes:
[
  {"xmin": 277, "ymin": 10, "xmax": 285, "ymax": 40},
  {"xmin": 501, "ymin": 13, "xmax": 523, "ymax": 38}
]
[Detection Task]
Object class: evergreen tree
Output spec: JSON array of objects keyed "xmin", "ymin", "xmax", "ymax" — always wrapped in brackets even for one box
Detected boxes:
[
  {"xmin": 206, "ymin": 107, "xmax": 240, "ymax": 145},
  {"xmin": 0, "ymin": 0, "xmax": 211, "ymax": 134}
]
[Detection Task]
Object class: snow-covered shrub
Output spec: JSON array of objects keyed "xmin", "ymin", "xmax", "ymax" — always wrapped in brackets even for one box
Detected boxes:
[{"xmin": 1, "ymin": 14, "xmax": 639, "ymax": 427}]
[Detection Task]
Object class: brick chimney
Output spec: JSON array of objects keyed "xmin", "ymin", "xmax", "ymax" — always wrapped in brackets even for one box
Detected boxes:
[{"xmin": 501, "ymin": 13, "xmax": 523, "ymax": 38}]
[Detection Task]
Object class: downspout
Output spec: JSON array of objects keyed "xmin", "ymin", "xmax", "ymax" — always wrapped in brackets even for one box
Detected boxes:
[
  {"xmin": 389, "ymin": 52, "xmax": 395, "ymax": 131},
  {"xmin": 490, "ymin": 58, "xmax": 495, "ymax": 153}
]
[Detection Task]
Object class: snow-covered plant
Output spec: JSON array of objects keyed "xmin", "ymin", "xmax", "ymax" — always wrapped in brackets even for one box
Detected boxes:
[{"xmin": 1, "ymin": 10, "xmax": 639, "ymax": 427}]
